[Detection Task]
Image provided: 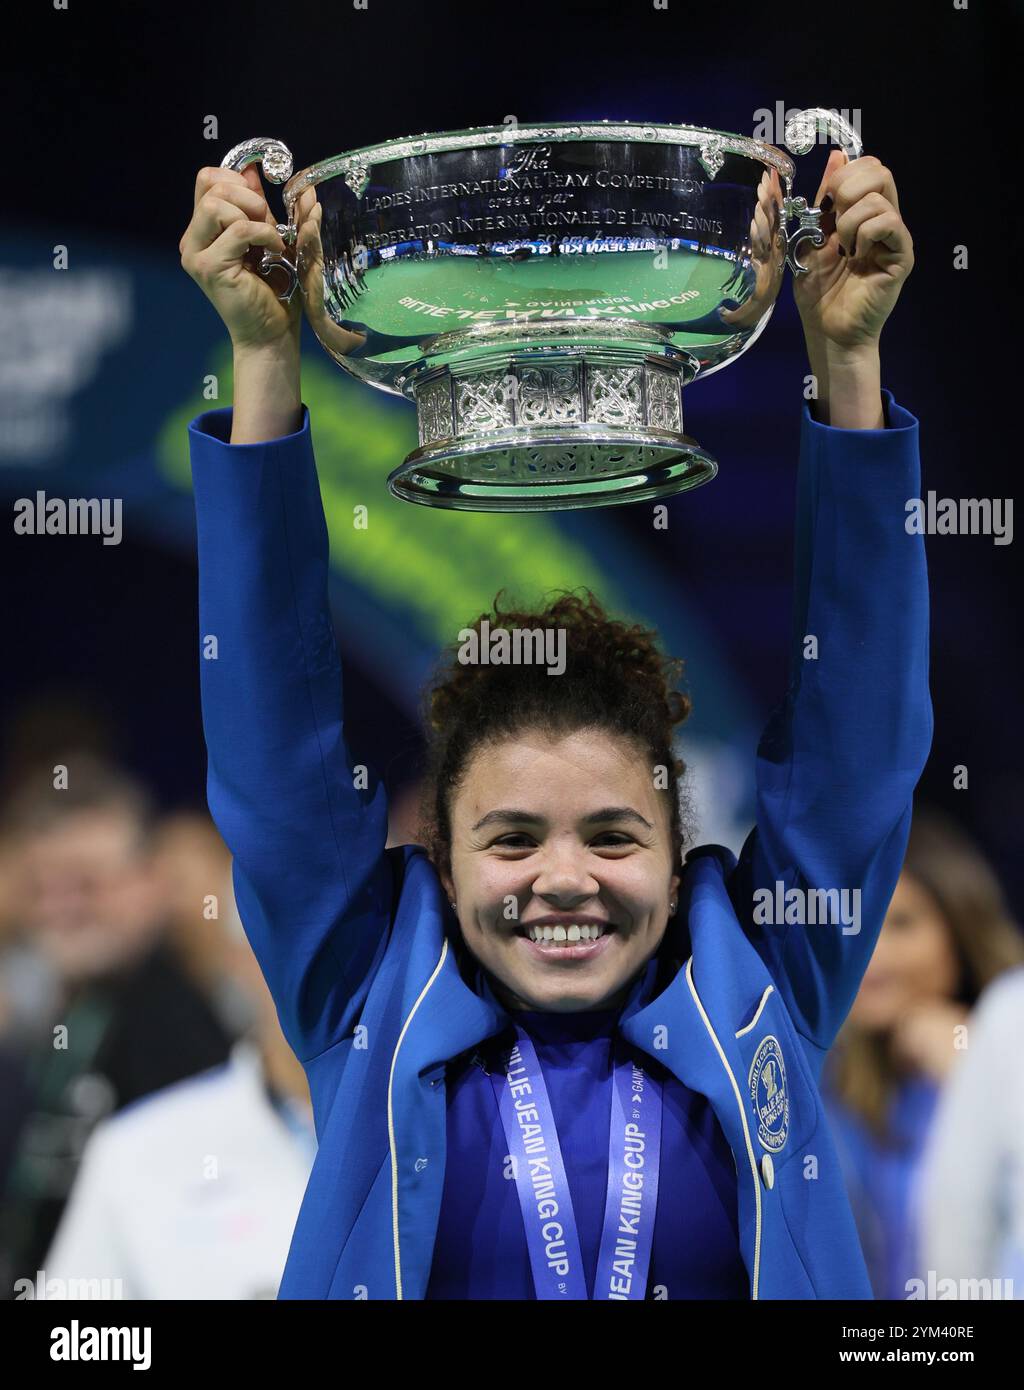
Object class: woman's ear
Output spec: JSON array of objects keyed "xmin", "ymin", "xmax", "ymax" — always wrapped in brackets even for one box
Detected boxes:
[
  {"xmin": 670, "ymin": 871, "xmax": 681, "ymax": 913},
  {"xmin": 438, "ymin": 864, "xmax": 456, "ymax": 907}
]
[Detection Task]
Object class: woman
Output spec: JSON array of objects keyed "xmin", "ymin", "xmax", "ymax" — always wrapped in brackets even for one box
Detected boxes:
[
  {"xmin": 179, "ymin": 143, "xmax": 929, "ymax": 1299},
  {"xmin": 824, "ymin": 810, "xmax": 1024, "ymax": 1299}
]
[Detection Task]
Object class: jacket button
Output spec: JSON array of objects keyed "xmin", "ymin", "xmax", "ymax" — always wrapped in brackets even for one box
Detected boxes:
[{"xmin": 760, "ymin": 1154, "xmax": 775, "ymax": 1189}]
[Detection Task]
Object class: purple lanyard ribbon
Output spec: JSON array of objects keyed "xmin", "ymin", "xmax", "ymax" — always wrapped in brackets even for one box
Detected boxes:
[{"xmin": 489, "ymin": 1025, "xmax": 663, "ymax": 1299}]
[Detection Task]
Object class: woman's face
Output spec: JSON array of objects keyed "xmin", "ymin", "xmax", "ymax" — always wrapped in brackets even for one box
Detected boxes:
[
  {"xmin": 441, "ymin": 727, "xmax": 681, "ymax": 1013},
  {"xmin": 848, "ymin": 870, "xmax": 962, "ymax": 1031}
]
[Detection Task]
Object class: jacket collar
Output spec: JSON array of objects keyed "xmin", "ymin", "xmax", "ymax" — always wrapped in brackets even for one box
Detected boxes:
[{"xmin": 404, "ymin": 912, "xmax": 688, "ymax": 1080}]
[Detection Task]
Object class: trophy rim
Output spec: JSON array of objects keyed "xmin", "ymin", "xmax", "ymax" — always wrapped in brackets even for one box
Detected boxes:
[{"xmin": 282, "ymin": 118, "xmax": 796, "ymax": 201}]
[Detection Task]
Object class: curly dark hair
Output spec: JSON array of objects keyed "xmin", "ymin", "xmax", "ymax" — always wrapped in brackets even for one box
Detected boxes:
[{"xmin": 417, "ymin": 588, "xmax": 694, "ymax": 877}]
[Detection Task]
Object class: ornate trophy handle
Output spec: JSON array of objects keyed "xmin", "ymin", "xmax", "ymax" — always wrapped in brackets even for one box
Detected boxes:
[
  {"xmin": 220, "ymin": 137, "xmax": 300, "ymax": 302},
  {"xmin": 780, "ymin": 108, "xmax": 864, "ymax": 275}
]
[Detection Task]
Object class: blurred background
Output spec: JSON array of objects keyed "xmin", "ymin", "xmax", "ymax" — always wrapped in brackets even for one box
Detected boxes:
[{"xmin": 0, "ymin": 0, "xmax": 1021, "ymax": 1299}]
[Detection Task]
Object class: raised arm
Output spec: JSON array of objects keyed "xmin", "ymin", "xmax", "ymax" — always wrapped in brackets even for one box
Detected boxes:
[
  {"xmin": 181, "ymin": 166, "xmax": 392, "ymax": 1063},
  {"xmin": 731, "ymin": 381, "xmax": 932, "ymax": 1050},
  {"xmin": 729, "ymin": 151, "xmax": 931, "ymax": 1056}
]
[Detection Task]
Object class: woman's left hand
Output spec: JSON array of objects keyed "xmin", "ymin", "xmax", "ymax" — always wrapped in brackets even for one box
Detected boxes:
[{"xmin": 791, "ymin": 150, "xmax": 914, "ymax": 354}]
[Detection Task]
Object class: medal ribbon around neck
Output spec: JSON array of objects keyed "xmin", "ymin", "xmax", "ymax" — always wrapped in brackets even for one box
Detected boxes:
[{"xmin": 489, "ymin": 1025, "xmax": 663, "ymax": 1299}]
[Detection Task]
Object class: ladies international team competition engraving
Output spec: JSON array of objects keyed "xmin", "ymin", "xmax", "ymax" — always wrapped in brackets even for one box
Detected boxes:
[{"xmin": 221, "ymin": 110, "xmax": 861, "ymax": 511}]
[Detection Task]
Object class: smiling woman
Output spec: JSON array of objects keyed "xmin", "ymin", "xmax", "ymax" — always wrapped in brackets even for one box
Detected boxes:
[
  {"xmin": 181, "ymin": 146, "xmax": 934, "ymax": 1300},
  {"xmin": 412, "ymin": 605, "xmax": 748, "ymax": 1298},
  {"xmin": 418, "ymin": 590, "xmax": 690, "ymax": 1014}
]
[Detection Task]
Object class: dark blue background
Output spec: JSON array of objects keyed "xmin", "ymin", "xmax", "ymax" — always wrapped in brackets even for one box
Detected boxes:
[{"xmin": 3, "ymin": 0, "xmax": 1021, "ymax": 908}]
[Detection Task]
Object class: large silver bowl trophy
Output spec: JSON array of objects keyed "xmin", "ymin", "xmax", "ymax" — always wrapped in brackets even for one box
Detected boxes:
[{"xmin": 222, "ymin": 108, "xmax": 862, "ymax": 511}]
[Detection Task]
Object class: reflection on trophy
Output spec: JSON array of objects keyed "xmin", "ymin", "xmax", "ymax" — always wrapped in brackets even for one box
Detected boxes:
[{"xmin": 222, "ymin": 110, "xmax": 861, "ymax": 511}]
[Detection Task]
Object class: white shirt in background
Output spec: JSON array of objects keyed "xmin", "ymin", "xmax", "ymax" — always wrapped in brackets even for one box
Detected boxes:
[
  {"xmin": 919, "ymin": 967, "xmax": 1024, "ymax": 1298},
  {"xmin": 43, "ymin": 1040, "xmax": 315, "ymax": 1299}
]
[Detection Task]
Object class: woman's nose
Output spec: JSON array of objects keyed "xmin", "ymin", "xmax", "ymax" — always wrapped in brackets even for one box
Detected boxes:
[{"xmin": 531, "ymin": 851, "xmax": 600, "ymax": 905}]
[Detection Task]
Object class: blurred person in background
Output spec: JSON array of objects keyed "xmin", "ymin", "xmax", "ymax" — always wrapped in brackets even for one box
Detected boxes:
[
  {"xmin": 150, "ymin": 810, "xmax": 234, "ymax": 1003},
  {"xmin": 42, "ymin": 880, "xmax": 315, "ymax": 1300},
  {"xmin": 0, "ymin": 754, "xmax": 233, "ymax": 1295},
  {"xmin": 823, "ymin": 807, "xmax": 1024, "ymax": 1299},
  {"xmin": 917, "ymin": 966, "xmax": 1024, "ymax": 1296},
  {"xmin": 0, "ymin": 696, "xmax": 120, "ymax": 1044},
  {"xmin": 0, "ymin": 826, "xmax": 38, "ymax": 1195}
]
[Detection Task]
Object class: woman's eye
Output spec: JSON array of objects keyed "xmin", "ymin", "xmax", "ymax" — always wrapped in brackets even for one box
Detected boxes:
[
  {"xmin": 489, "ymin": 832, "xmax": 634, "ymax": 850},
  {"xmin": 887, "ymin": 913, "xmax": 915, "ymax": 931}
]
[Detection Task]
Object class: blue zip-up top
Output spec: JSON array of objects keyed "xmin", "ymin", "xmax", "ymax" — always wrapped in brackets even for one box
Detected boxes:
[
  {"xmin": 426, "ymin": 957, "xmax": 749, "ymax": 1299},
  {"xmin": 187, "ymin": 387, "xmax": 932, "ymax": 1299}
]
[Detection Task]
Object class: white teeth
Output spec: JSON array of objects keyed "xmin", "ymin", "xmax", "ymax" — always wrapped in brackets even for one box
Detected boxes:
[{"xmin": 527, "ymin": 923, "xmax": 606, "ymax": 945}]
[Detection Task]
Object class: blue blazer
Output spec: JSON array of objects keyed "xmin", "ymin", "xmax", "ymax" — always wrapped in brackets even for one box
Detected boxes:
[{"xmin": 187, "ymin": 388, "xmax": 932, "ymax": 1299}]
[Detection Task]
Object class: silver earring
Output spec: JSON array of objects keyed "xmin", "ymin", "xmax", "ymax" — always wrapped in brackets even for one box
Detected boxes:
[{"xmin": 450, "ymin": 900, "xmax": 457, "ymax": 910}]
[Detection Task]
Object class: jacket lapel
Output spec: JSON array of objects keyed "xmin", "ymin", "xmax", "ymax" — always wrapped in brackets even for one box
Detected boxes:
[{"xmin": 620, "ymin": 847, "xmax": 768, "ymax": 1298}]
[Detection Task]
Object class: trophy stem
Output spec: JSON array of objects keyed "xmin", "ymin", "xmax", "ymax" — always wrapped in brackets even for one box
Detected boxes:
[{"xmin": 390, "ymin": 343, "xmax": 716, "ymax": 512}]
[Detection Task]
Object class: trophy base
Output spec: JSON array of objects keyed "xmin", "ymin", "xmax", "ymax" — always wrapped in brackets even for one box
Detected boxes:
[
  {"xmin": 390, "ymin": 339, "xmax": 716, "ymax": 512},
  {"xmin": 389, "ymin": 430, "xmax": 716, "ymax": 512}
]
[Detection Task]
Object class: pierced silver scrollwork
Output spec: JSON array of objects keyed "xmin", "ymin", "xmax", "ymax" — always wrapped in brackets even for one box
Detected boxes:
[
  {"xmin": 780, "ymin": 107, "xmax": 864, "ymax": 276},
  {"xmin": 698, "ymin": 134, "xmax": 725, "ymax": 179},
  {"xmin": 645, "ymin": 366, "xmax": 682, "ymax": 434},
  {"xmin": 587, "ymin": 366, "xmax": 644, "ymax": 428},
  {"xmin": 454, "ymin": 371, "xmax": 515, "ymax": 435},
  {"xmin": 782, "ymin": 195, "xmax": 825, "ymax": 276},
  {"xmin": 518, "ymin": 364, "xmax": 583, "ymax": 426},
  {"xmin": 450, "ymin": 445, "xmax": 643, "ymax": 480},
  {"xmin": 782, "ymin": 107, "xmax": 864, "ymax": 162},
  {"xmin": 417, "ymin": 377, "xmax": 454, "ymax": 446},
  {"xmin": 414, "ymin": 356, "xmax": 688, "ymax": 451},
  {"xmin": 219, "ymin": 137, "xmax": 300, "ymax": 302},
  {"xmin": 343, "ymin": 164, "xmax": 371, "ymax": 198}
]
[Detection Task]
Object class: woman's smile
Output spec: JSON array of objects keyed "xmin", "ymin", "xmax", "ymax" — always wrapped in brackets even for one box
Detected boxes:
[
  {"xmin": 511, "ymin": 912, "xmax": 617, "ymax": 962},
  {"xmin": 442, "ymin": 729, "xmax": 679, "ymax": 1012},
  {"xmin": 514, "ymin": 928, "xmax": 616, "ymax": 963}
]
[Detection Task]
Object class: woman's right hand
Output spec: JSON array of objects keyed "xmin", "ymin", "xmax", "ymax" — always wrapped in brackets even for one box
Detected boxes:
[{"xmin": 180, "ymin": 164, "xmax": 302, "ymax": 353}]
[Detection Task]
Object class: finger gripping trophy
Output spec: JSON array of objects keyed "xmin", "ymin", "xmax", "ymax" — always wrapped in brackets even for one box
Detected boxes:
[{"xmin": 222, "ymin": 108, "xmax": 862, "ymax": 512}]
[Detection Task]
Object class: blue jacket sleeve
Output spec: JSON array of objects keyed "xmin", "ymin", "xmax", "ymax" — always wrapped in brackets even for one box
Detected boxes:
[
  {"xmin": 188, "ymin": 404, "xmax": 392, "ymax": 1064},
  {"xmin": 730, "ymin": 387, "xmax": 933, "ymax": 1054}
]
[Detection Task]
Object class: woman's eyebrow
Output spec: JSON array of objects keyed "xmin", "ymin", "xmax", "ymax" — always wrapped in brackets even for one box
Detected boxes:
[
  {"xmin": 471, "ymin": 809, "xmax": 544, "ymax": 831},
  {"xmin": 583, "ymin": 807, "xmax": 654, "ymax": 829},
  {"xmin": 471, "ymin": 806, "xmax": 654, "ymax": 831}
]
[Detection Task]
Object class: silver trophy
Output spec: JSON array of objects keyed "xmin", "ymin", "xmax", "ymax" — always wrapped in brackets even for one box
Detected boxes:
[{"xmin": 222, "ymin": 109, "xmax": 861, "ymax": 511}]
